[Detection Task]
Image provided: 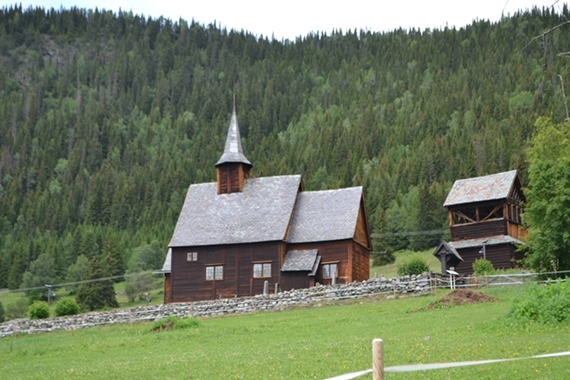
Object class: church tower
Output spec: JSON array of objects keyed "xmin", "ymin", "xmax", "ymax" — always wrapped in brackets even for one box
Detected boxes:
[{"xmin": 215, "ymin": 107, "xmax": 252, "ymax": 194}]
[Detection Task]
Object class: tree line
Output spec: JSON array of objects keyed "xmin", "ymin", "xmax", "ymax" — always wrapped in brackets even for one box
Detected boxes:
[{"xmin": 1, "ymin": 4, "xmax": 570, "ymax": 294}]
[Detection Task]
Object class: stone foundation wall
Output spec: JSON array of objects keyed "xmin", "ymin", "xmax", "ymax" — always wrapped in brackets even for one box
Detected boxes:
[{"xmin": 0, "ymin": 274, "xmax": 432, "ymax": 338}]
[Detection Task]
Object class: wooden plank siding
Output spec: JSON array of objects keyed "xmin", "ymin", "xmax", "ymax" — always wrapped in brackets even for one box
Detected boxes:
[
  {"xmin": 281, "ymin": 271, "xmax": 314, "ymax": 291},
  {"xmin": 351, "ymin": 241, "xmax": 370, "ymax": 282},
  {"xmin": 354, "ymin": 198, "xmax": 371, "ymax": 249},
  {"xmin": 507, "ymin": 221, "xmax": 528, "ymax": 241},
  {"xmin": 450, "ymin": 219, "xmax": 507, "ymax": 241},
  {"xmin": 216, "ymin": 163, "xmax": 250, "ymax": 194},
  {"xmin": 164, "ymin": 274, "xmax": 171, "ymax": 304},
  {"xmin": 455, "ymin": 244, "xmax": 518, "ymax": 274},
  {"xmin": 170, "ymin": 242, "xmax": 282, "ymax": 302}
]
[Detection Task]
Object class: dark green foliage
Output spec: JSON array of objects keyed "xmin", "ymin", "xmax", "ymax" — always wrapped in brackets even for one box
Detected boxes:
[
  {"xmin": 371, "ymin": 251, "xmax": 395, "ymax": 267},
  {"xmin": 20, "ymin": 253, "xmax": 58, "ymax": 300},
  {"xmin": 397, "ymin": 256, "xmax": 429, "ymax": 276},
  {"xmin": 54, "ymin": 297, "xmax": 80, "ymax": 316},
  {"xmin": 0, "ymin": 301, "xmax": 5, "ymax": 322},
  {"xmin": 65, "ymin": 255, "xmax": 89, "ymax": 293},
  {"xmin": 524, "ymin": 118, "xmax": 570, "ymax": 272},
  {"xmin": 0, "ymin": 6, "xmax": 569, "ymax": 285},
  {"xmin": 125, "ymin": 271, "xmax": 158, "ymax": 302},
  {"xmin": 4, "ymin": 298, "xmax": 28, "ymax": 320},
  {"xmin": 28, "ymin": 301, "xmax": 50, "ymax": 319},
  {"xmin": 127, "ymin": 242, "xmax": 164, "ymax": 274},
  {"xmin": 149, "ymin": 315, "xmax": 199, "ymax": 332},
  {"xmin": 507, "ymin": 281, "xmax": 570, "ymax": 324},
  {"xmin": 473, "ymin": 258, "xmax": 495, "ymax": 275},
  {"xmin": 76, "ymin": 257, "xmax": 119, "ymax": 311}
]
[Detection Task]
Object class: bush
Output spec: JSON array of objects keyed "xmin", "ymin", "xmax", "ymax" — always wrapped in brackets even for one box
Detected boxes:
[
  {"xmin": 5, "ymin": 298, "xmax": 28, "ymax": 320},
  {"xmin": 149, "ymin": 316, "xmax": 199, "ymax": 332},
  {"xmin": 0, "ymin": 301, "xmax": 5, "ymax": 323},
  {"xmin": 397, "ymin": 256, "xmax": 429, "ymax": 276},
  {"xmin": 473, "ymin": 258, "xmax": 495, "ymax": 275},
  {"xmin": 28, "ymin": 301, "xmax": 50, "ymax": 319},
  {"xmin": 125, "ymin": 271, "xmax": 158, "ymax": 302},
  {"xmin": 371, "ymin": 251, "xmax": 396, "ymax": 267},
  {"xmin": 507, "ymin": 280, "xmax": 570, "ymax": 324},
  {"xmin": 55, "ymin": 297, "xmax": 80, "ymax": 316}
]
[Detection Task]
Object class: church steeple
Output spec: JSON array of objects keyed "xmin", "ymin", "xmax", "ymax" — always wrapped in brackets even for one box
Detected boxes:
[{"xmin": 215, "ymin": 107, "xmax": 252, "ymax": 194}]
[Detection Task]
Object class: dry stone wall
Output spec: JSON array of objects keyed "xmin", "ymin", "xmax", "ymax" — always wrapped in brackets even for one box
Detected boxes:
[{"xmin": 0, "ymin": 274, "xmax": 432, "ymax": 338}]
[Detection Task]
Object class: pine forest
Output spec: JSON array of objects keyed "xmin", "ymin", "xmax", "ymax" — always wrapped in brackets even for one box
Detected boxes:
[{"xmin": 1, "ymin": 5, "xmax": 570, "ymax": 290}]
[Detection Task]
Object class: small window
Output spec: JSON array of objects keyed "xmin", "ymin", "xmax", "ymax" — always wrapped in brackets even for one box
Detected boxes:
[
  {"xmin": 206, "ymin": 265, "xmax": 223, "ymax": 280},
  {"xmin": 253, "ymin": 263, "xmax": 272, "ymax": 278},
  {"xmin": 322, "ymin": 263, "xmax": 338, "ymax": 279},
  {"xmin": 187, "ymin": 252, "xmax": 198, "ymax": 261}
]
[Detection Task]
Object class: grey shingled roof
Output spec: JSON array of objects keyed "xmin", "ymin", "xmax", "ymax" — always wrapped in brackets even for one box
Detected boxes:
[
  {"xmin": 287, "ymin": 187, "xmax": 363, "ymax": 243},
  {"xmin": 444, "ymin": 170, "xmax": 518, "ymax": 207},
  {"xmin": 433, "ymin": 241, "xmax": 463, "ymax": 261},
  {"xmin": 215, "ymin": 108, "xmax": 252, "ymax": 167},
  {"xmin": 281, "ymin": 249, "xmax": 319, "ymax": 271},
  {"xmin": 169, "ymin": 175, "xmax": 301, "ymax": 247},
  {"xmin": 449, "ymin": 235, "xmax": 524, "ymax": 249}
]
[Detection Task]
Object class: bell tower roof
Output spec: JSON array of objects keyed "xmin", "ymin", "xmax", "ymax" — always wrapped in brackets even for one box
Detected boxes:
[{"xmin": 215, "ymin": 108, "xmax": 252, "ymax": 168}]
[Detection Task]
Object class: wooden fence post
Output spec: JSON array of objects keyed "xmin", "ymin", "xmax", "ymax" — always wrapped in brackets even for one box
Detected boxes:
[{"xmin": 373, "ymin": 339, "xmax": 384, "ymax": 380}]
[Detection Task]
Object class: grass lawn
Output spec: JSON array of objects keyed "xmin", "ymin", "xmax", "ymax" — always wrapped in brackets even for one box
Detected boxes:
[
  {"xmin": 370, "ymin": 248, "xmax": 441, "ymax": 279},
  {"xmin": 1, "ymin": 285, "xmax": 569, "ymax": 379}
]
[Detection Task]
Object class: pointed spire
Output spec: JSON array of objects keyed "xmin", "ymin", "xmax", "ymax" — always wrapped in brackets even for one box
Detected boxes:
[{"xmin": 215, "ymin": 107, "xmax": 252, "ymax": 167}]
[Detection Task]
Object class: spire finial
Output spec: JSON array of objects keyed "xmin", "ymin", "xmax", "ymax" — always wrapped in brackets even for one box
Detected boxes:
[{"xmin": 215, "ymin": 101, "xmax": 251, "ymax": 168}]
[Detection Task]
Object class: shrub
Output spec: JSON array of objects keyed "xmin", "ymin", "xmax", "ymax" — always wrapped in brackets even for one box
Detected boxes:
[
  {"xmin": 5, "ymin": 298, "xmax": 28, "ymax": 320},
  {"xmin": 28, "ymin": 301, "xmax": 50, "ymax": 320},
  {"xmin": 507, "ymin": 280, "xmax": 570, "ymax": 324},
  {"xmin": 125, "ymin": 271, "xmax": 157, "ymax": 302},
  {"xmin": 55, "ymin": 297, "xmax": 80, "ymax": 316},
  {"xmin": 473, "ymin": 258, "xmax": 495, "ymax": 275},
  {"xmin": 0, "ymin": 301, "xmax": 5, "ymax": 323},
  {"xmin": 149, "ymin": 316, "xmax": 199, "ymax": 332},
  {"xmin": 397, "ymin": 256, "xmax": 429, "ymax": 276},
  {"xmin": 372, "ymin": 251, "xmax": 396, "ymax": 267}
]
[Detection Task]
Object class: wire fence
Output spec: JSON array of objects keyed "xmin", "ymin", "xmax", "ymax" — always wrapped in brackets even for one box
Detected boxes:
[{"xmin": 327, "ymin": 339, "xmax": 570, "ymax": 380}]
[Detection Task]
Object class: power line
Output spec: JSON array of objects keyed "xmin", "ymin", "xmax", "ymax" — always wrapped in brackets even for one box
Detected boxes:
[
  {"xmin": 1, "ymin": 272, "xmax": 163, "ymax": 294},
  {"xmin": 371, "ymin": 229, "xmax": 448, "ymax": 238}
]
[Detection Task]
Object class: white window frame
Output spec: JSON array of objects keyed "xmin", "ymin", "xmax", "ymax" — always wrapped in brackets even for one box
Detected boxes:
[
  {"xmin": 253, "ymin": 263, "xmax": 272, "ymax": 278},
  {"xmin": 206, "ymin": 265, "xmax": 223, "ymax": 281},
  {"xmin": 187, "ymin": 252, "xmax": 198, "ymax": 262},
  {"xmin": 322, "ymin": 263, "xmax": 338, "ymax": 279}
]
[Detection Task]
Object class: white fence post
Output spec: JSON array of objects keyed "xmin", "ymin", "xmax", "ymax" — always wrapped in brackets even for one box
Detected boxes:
[{"xmin": 373, "ymin": 339, "xmax": 384, "ymax": 380}]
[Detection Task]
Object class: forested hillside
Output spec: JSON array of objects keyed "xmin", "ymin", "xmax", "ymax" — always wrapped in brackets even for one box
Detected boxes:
[{"xmin": 1, "ymin": 5, "xmax": 569, "ymax": 289}]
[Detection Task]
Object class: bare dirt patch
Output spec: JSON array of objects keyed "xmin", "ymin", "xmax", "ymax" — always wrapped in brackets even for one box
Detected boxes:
[{"xmin": 423, "ymin": 289, "xmax": 498, "ymax": 310}]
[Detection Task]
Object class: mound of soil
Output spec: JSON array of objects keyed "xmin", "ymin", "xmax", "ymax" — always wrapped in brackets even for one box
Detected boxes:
[{"xmin": 425, "ymin": 289, "xmax": 498, "ymax": 309}]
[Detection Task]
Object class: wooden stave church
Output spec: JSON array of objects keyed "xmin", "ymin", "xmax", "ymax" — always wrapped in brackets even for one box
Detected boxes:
[{"xmin": 162, "ymin": 109, "xmax": 371, "ymax": 303}]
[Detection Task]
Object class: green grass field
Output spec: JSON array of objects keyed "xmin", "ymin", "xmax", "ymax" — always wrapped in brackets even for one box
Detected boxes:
[
  {"xmin": 1, "ymin": 285, "xmax": 569, "ymax": 379},
  {"xmin": 370, "ymin": 248, "xmax": 441, "ymax": 279}
]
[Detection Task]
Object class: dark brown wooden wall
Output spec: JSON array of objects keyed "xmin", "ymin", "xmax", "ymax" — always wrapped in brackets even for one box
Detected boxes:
[
  {"xmin": 286, "ymin": 240, "xmax": 349, "ymax": 285},
  {"xmin": 351, "ymin": 241, "xmax": 370, "ymax": 281},
  {"xmin": 170, "ymin": 241, "xmax": 282, "ymax": 302},
  {"xmin": 450, "ymin": 219, "xmax": 507, "ymax": 241},
  {"xmin": 455, "ymin": 244, "xmax": 517, "ymax": 274},
  {"xmin": 281, "ymin": 271, "xmax": 312, "ymax": 291},
  {"xmin": 216, "ymin": 163, "xmax": 249, "ymax": 194},
  {"xmin": 163, "ymin": 273, "xmax": 171, "ymax": 304},
  {"xmin": 354, "ymin": 198, "xmax": 371, "ymax": 249}
]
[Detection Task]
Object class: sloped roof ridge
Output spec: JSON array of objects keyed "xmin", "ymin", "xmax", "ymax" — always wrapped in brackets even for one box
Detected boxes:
[
  {"xmin": 169, "ymin": 174, "xmax": 301, "ymax": 247},
  {"xmin": 286, "ymin": 186, "xmax": 363, "ymax": 244},
  {"xmin": 444, "ymin": 170, "xmax": 518, "ymax": 207}
]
